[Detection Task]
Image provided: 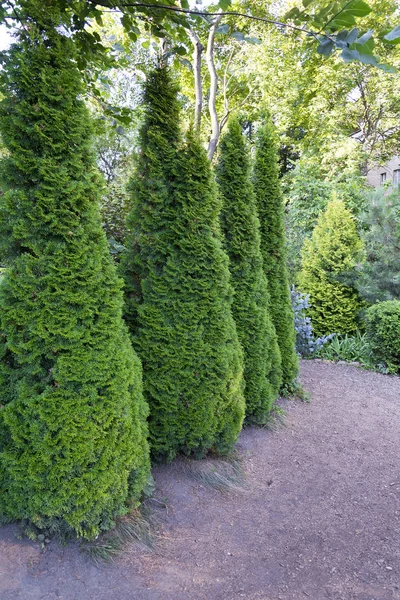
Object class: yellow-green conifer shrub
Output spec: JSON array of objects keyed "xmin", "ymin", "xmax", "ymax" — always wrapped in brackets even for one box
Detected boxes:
[
  {"xmin": 299, "ymin": 199, "xmax": 363, "ymax": 337},
  {"xmin": 254, "ymin": 121, "xmax": 298, "ymax": 388},
  {"xmin": 122, "ymin": 69, "xmax": 245, "ymax": 462},
  {"xmin": 0, "ymin": 16, "xmax": 150, "ymax": 539},
  {"xmin": 216, "ymin": 119, "xmax": 282, "ymax": 424}
]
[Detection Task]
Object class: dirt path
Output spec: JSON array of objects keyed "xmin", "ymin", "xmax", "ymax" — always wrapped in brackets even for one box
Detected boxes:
[{"xmin": 1, "ymin": 360, "xmax": 399, "ymax": 600}]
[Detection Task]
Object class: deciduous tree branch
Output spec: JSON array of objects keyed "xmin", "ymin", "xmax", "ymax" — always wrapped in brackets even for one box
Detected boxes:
[{"xmin": 93, "ymin": 1, "xmax": 330, "ymax": 42}]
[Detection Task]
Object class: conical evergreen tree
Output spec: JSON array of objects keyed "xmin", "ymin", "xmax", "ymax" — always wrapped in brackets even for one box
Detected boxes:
[
  {"xmin": 299, "ymin": 199, "xmax": 363, "ymax": 337},
  {"xmin": 122, "ymin": 68, "xmax": 245, "ymax": 462},
  {"xmin": 254, "ymin": 120, "xmax": 299, "ymax": 388},
  {"xmin": 216, "ymin": 119, "xmax": 281, "ymax": 424},
  {"xmin": 0, "ymin": 16, "xmax": 149, "ymax": 539}
]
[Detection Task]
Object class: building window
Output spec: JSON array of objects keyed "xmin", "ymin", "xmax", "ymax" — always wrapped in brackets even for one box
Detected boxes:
[
  {"xmin": 394, "ymin": 169, "xmax": 400, "ymax": 186},
  {"xmin": 380, "ymin": 172, "xmax": 387, "ymax": 184}
]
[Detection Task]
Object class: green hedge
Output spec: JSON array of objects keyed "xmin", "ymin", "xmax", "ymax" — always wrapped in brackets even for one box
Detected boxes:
[{"xmin": 365, "ymin": 301, "xmax": 400, "ymax": 373}]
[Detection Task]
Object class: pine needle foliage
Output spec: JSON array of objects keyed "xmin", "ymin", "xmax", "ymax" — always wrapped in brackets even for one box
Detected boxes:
[
  {"xmin": 0, "ymin": 18, "xmax": 150, "ymax": 539},
  {"xmin": 299, "ymin": 199, "xmax": 363, "ymax": 337},
  {"xmin": 253, "ymin": 121, "xmax": 298, "ymax": 387},
  {"xmin": 122, "ymin": 68, "xmax": 245, "ymax": 462},
  {"xmin": 216, "ymin": 119, "xmax": 282, "ymax": 424},
  {"xmin": 365, "ymin": 300, "xmax": 400, "ymax": 374},
  {"xmin": 355, "ymin": 187, "xmax": 400, "ymax": 303}
]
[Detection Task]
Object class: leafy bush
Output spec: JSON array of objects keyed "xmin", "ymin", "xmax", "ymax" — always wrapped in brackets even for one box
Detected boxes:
[
  {"xmin": 299, "ymin": 199, "xmax": 364, "ymax": 337},
  {"xmin": 291, "ymin": 287, "xmax": 334, "ymax": 357},
  {"xmin": 365, "ymin": 301, "xmax": 400, "ymax": 373}
]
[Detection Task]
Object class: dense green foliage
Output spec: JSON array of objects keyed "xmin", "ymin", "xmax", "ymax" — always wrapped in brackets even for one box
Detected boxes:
[
  {"xmin": 0, "ymin": 24, "xmax": 150, "ymax": 539},
  {"xmin": 2, "ymin": 0, "xmax": 398, "ymax": 73},
  {"xmin": 122, "ymin": 68, "xmax": 245, "ymax": 462},
  {"xmin": 216, "ymin": 119, "xmax": 281, "ymax": 424},
  {"xmin": 283, "ymin": 160, "xmax": 368, "ymax": 281},
  {"xmin": 365, "ymin": 301, "xmax": 400, "ymax": 373},
  {"xmin": 254, "ymin": 120, "xmax": 298, "ymax": 387},
  {"xmin": 355, "ymin": 187, "xmax": 400, "ymax": 303},
  {"xmin": 96, "ymin": 122, "xmax": 135, "ymax": 246},
  {"xmin": 299, "ymin": 199, "xmax": 363, "ymax": 337},
  {"xmin": 315, "ymin": 331, "xmax": 375, "ymax": 368}
]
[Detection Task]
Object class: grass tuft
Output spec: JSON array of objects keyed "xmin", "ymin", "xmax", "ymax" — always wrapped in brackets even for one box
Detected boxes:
[
  {"xmin": 263, "ymin": 404, "xmax": 286, "ymax": 431},
  {"xmin": 183, "ymin": 453, "xmax": 246, "ymax": 493},
  {"xmin": 82, "ymin": 538, "xmax": 121, "ymax": 564},
  {"xmin": 81, "ymin": 494, "xmax": 167, "ymax": 563}
]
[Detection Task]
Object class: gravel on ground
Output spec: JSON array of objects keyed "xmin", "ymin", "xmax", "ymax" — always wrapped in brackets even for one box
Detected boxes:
[{"xmin": 1, "ymin": 360, "xmax": 399, "ymax": 600}]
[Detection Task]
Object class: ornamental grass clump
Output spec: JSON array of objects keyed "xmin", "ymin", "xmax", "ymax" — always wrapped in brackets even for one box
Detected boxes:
[
  {"xmin": 0, "ymin": 15, "xmax": 150, "ymax": 539},
  {"xmin": 122, "ymin": 68, "xmax": 245, "ymax": 462},
  {"xmin": 216, "ymin": 119, "xmax": 281, "ymax": 424},
  {"xmin": 254, "ymin": 120, "xmax": 298, "ymax": 388}
]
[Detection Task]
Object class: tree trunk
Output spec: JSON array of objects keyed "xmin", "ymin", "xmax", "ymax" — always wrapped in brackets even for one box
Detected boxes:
[
  {"xmin": 188, "ymin": 28, "xmax": 204, "ymax": 132},
  {"xmin": 206, "ymin": 11, "xmax": 223, "ymax": 160}
]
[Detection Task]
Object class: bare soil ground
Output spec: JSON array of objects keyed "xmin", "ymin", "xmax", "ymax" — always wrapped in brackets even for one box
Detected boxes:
[{"xmin": 1, "ymin": 360, "xmax": 399, "ymax": 600}]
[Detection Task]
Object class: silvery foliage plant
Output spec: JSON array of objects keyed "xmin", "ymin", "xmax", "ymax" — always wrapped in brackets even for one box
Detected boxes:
[{"xmin": 291, "ymin": 286, "xmax": 334, "ymax": 357}]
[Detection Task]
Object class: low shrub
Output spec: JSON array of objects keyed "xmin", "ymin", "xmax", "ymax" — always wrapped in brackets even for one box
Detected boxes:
[
  {"xmin": 365, "ymin": 301, "xmax": 400, "ymax": 374},
  {"xmin": 316, "ymin": 330, "xmax": 375, "ymax": 368}
]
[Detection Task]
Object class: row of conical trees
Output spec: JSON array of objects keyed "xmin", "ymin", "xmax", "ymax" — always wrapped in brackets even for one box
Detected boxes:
[{"xmin": 0, "ymin": 10, "xmax": 297, "ymax": 538}]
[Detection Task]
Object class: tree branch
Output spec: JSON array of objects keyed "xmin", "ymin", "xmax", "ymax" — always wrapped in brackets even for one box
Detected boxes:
[
  {"xmin": 108, "ymin": 2, "xmax": 331, "ymax": 42},
  {"xmin": 318, "ymin": 0, "xmax": 355, "ymax": 34}
]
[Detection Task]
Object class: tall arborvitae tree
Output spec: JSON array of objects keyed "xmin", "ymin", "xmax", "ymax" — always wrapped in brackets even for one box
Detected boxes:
[
  {"xmin": 0, "ymin": 13, "xmax": 150, "ymax": 539},
  {"xmin": 122, "ymin": 68, "xmax": 245, "ymax": 462},
  {"xmin": 216, "ymin": 119, "xmax": 281, "ymax": 424},
  {"xmin": 299, "ymin": 199, "xmax": 363, "ymax": 337},
  {"xmin": 254, "ymin": 120, "xmax": 299, "ymax": 388}
]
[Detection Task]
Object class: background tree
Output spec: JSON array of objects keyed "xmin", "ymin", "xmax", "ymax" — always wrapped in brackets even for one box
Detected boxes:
[
  {"xmin": 283, "ymin": 161, "xmax": 368, "ymax": 282},
  {"xmin": 175, "ymin": 0, "xmax": 400, "ymax": 158},
  {"xmin": 299, "ymin": 199, "xmax": 364, "ymax": 337},
  {"xmin": 94, "ymin": 119, "xmax": 136, "ymax": 246},
  {"xmin": 355, "ymin": 187, "xmax": 400, "ymax": 303},
  {"xmin": 254, "ymin": 119, "xmax": 298, "ymax": 388},
  {"xmin": 216, "ymin": 118, "xmax": 281, "ymax": 424},
  {"xmin": 122, "ymin": 67, "xmax": 245, "ymax": 462},
  {"xmin": 0, "ymin": 16, "xmax": 150, "ymax": 539}
]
